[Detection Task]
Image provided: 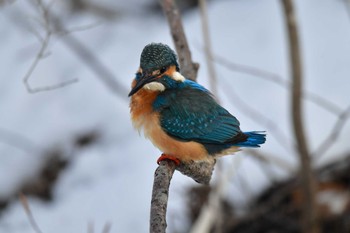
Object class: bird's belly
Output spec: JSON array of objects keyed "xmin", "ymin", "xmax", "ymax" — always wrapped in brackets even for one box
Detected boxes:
[{"xmin": 134, "ymin": 112, "xmax": 209, "ymax": 162}]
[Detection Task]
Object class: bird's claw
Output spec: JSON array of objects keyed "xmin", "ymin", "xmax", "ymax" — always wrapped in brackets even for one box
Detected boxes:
[{"xmin": 157, "ymin": 153, "xmax": 181, "ymax": 166}]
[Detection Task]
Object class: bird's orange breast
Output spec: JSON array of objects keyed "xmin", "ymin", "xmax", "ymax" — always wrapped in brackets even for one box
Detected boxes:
[{"xmin": 130, "ymin": 88, "xmax": 209, "ymax": 162}]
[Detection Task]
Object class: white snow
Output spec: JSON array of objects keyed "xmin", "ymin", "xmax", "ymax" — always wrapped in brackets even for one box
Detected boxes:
[{"xmin": 0, "ymin": 0, "xmax": 349, "ymax": 232}]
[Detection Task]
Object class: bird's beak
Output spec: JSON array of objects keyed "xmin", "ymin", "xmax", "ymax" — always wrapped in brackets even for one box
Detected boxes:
[{"xmin": 128, "ymin": 72, "xmax": 157, "ymax": 97}]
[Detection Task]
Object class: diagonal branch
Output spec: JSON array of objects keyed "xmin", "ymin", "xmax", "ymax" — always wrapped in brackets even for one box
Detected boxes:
[
  {"xmin": 159, "ymin": 0, "xmax": 199, "ymax": 81},
  {"xmin": 19, "ymin": 193, "xmax": 44, "ymax": 233},
  {"xmin": 214, "ymin": 54, "xmax": 343, "ymax": 115},
  {"xmin": 313, "ymin": 105, "xmax": 350, "ymax": 158},
  {"xmin": 219, "ymin": 77, "xmax": 292, "ymax": 151}
]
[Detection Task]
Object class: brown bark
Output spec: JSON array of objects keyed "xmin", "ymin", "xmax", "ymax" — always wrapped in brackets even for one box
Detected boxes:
[
  {"xmin": 281, "ymin": 1, "xmax": 319, "ymax": 233},
  {"xmin": 158, "ymin": 0, "xmax": 199, "ymax": 81},
  {"xmin": 150, "ymin": 160, "xmax": 176, "ymax": 233}
]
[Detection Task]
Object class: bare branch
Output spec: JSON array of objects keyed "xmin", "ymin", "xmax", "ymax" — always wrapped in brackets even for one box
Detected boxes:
[
  {"xmin": 19, "ymin": 193, "xmax": 44, "ymax": 233},
  {"xmin": 49, "ymin": 16, "xmax": 129, "ymax": 99},
  {"xmin": 176, "ymin": 159, "xmax": 215, "ymax": 185},
  {"xmin": 158, "ymin": 0, "xmax": 199, "ymax": 81},
  {"xmin": 56, "ymin": 21, "xmax": 101, "ymax": 37},
  {"xmin": 281, "ymin": 1, "xmax": 319, "ymax": 233},
  {"xmin": 189, "ymin": 157, "xmax": 241, "ymax": 233},
  {"xmin": 219, "ymin": 77, "xmax": 292, "ymax": 151},
  {"xmin": 313, "ymin": 105, "xmax": 350, "ymax": 158},
  {"xmin": 101, "ymin": 222, "xmax": 112, "ymax": 233},
  {"xmin": 149, "ymin": 1, "xmax": 209, "ymax": 232},
  {"xmin": 23, "ymin": 0, "xmax": 127, "ymax": 97},
  {"xmin": 199, "ymin": 0, "xmax": 218, "ymax": 96},
  {"xmin": 214, "ymin": 54, "xmax": 343, "ymax": 115},
  {"xmin": 247, "ymin": 149, "xmax": 295, "ymax": 174},
  {"xmin": 23, "ymin": 0, "xmax": 78, "ymax": 93},
  {"xmin": 150, "ymin": 160, "xmax": 176, "ymax": 233}
]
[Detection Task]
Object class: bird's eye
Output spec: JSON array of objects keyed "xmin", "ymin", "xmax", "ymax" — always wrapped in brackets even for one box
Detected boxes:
[
  {"xmin": 160, "ymin": 67, "xmax": 167, "ymax": 74},
  {"xmin": 135, "ymin": 72, "xmax": 142, "ymax": 80}
]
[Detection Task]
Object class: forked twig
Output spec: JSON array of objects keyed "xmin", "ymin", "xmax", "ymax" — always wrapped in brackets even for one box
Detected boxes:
[{"xmin": 24, "ymin": 0, "xmax": 78, "ymax": 93}]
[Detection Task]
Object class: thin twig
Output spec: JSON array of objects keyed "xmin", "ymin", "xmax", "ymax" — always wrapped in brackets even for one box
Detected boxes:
[
  {"xmin": 189, "ymin": 157, "xmax": 241, "ymax": 233},
  {"xmin": 199, "ymin": 0, "xmax": 218, "ymax": 96},
  {"xmin": 23, "ymin": 0, "xmax": 78, "ymax": 93},
  {"xmin": 19, "ymin": 193, "xmax": 44, "ymax": 233},
  {"xmin": 150, "ymin": 160, "xmax": 176, "ymax": 233},
  {"xmin": 313, "ymin": 105, "xmax": 350, "ymax": 158},
  {"xmin": 158, "ymin": 0, "xmax": 199, "ymax": 81},
  {"xmin": 214, "ymin": 54, "xmax": 343, "ymax": 115},
  {"xmin": 56, "ymin": 22, "xmax": 101, "ymax": 37},
  {"xmin": 281, "ymin": 1, "xmax": 319, "ymax": 233},
  {"xmin": 247, "ymin": 149, "xmax": 295, "ymax": 174},
  {"xmin": 49, "ymin": 16, "xmax": 129, "ymax": 99},
  {"xmin": 219, "ymin": 76, "xmax": 292, "ymax": 151}
]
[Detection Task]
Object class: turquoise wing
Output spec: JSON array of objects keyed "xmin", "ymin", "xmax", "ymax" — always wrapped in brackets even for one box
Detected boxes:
[{"xmin": 159, "ymin": 86, "xmax": 244, "ymax": 144}]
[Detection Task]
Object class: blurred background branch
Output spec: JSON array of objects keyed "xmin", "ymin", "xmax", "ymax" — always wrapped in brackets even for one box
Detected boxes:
[
  {"xmin": 23, "ymin": 0, "xmax": 78, "ymax": 93},
  {"xmin": 19, "ymin": 193, "xmax": 43, "ymax": 233},
  {"xmin": 281, "ymin": 0, "xmax": 319, "ymax": 232},
  {"xmin": 22, "ymin": 0, "xmax": 128, "ymax": 98},
  {"xmin": 1, "ymin": 0, "xmax": 350, "ymax": 232},
  {"xmin": 199, "ymin": 0, "xmax": 218, "ymax": 96}
]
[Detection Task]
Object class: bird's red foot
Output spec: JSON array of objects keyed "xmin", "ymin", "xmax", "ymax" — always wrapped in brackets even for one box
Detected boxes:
[{"xmin": 157, "ymin": 153, "xmax": 181, "ymax": 166}]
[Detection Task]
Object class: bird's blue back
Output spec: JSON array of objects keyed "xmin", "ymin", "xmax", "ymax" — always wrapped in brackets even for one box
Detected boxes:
[{"xmin": 152, "ymin": 80, "xmax": 251, "ymax": 154}]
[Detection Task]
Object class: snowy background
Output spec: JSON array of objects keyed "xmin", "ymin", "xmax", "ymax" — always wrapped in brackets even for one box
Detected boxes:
[{"xmin": 0, "ymin": 0, "xmax": 349, "ymax": 232}]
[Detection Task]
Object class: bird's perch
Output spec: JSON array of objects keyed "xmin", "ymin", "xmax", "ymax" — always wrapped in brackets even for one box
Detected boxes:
[
  {"xmin": 150, "ymin": 160, "xmax": 176, "ymax": 233},
  {"xmin": 149, "ymin": 1, "xmax": 213, "ymax": 232},
  {"xmin": 150, "ymin": 158, "xmax": 215, "ymax": 233}
]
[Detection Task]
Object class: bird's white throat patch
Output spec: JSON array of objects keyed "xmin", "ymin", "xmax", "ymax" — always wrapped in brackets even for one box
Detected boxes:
[
  {"xmin": 143, "ymin": 82, "xmax": 166, "ymax": 92},
  {"xmin": 172, "ymin": 72, "xmax": 185, "ymax": 82}
]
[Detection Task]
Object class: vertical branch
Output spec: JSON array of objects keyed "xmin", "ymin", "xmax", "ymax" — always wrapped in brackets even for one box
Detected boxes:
[
  {"xmin": 158, "ymin": 0, "xmax": 199, "ymax": 81},
  {"xmin": 281, "ymin": 1, "xmax": 319, "ymax": 233},
  {"xmin": 150, "ymin": 161, "xmax": 176, "ymax": 233},
  {"xmin": 199, "ymin": 0, "xmax": 218, "ymax": 96},
  {"xmin": 150, "ymin": 1, "xmax": 205, "ymax": 232}
]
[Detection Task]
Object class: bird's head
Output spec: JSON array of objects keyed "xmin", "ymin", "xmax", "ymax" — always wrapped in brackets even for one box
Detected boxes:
[{"xmin": 128, "ymin": 43, "xmax": 186, "ymax": 97}]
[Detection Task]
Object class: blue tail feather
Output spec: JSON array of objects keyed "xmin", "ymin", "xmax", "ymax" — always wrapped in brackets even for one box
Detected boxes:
[{"xmin": 234, "ymin": 131, "xmax": 266, "ymax": 147}]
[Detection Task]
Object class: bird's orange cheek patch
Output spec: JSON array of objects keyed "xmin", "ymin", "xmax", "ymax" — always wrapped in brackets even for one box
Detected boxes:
[{"xmin": 164, "ymin": 66, "xmax": 176, "ymax": 77}]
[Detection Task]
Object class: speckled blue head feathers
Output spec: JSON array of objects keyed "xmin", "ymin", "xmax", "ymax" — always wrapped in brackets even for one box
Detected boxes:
[{"xmin": 140, "ymin": 43, "xmax": 179, "ymax": 72}]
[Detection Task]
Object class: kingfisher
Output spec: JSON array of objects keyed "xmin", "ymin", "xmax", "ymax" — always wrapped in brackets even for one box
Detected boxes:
[{"xmin": 129, "ymin": 43, "xmax": 266, "ymax": 165}]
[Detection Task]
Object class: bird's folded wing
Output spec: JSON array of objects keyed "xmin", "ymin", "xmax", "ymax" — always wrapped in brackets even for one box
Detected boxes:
[{"xmin": 159, "ymin": 89, "xmax": 242, "ymax": 144}]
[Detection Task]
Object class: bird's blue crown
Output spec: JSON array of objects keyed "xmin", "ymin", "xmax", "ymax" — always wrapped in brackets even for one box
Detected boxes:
[{"xmin": 140, "ymin": 43, "xmax": 179, "ymax": 72}]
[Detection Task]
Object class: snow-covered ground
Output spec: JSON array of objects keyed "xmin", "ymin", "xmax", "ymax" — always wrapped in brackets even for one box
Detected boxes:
[{"xmin": 0, "ymin": 0, "xmax": 349, "ymax": 232}]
